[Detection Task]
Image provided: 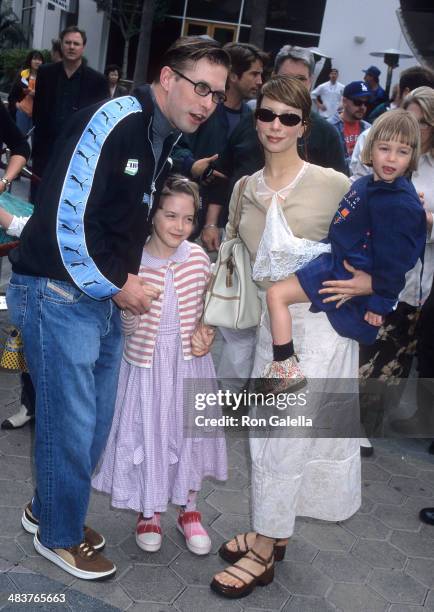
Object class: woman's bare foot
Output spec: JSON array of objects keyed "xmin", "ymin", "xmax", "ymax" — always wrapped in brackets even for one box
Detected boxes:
[
  {"xmin": 223, "ymin": 532, "xmax": 289, "ymax": 555},
  {"xmin": 224, "ymin": 532, "xmax": 257, "ymax": 554},
  {"xmin": 213, "ymin": 535, "xmax": 275, "ymax": 589}
]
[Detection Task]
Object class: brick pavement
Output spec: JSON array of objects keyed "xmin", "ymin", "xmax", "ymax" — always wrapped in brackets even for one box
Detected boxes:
[{"xmin": 1, "ymin": 179, "xmax": 434, "ymax": 611}]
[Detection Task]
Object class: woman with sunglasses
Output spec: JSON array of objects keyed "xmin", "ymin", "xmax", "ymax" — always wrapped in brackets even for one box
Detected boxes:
[{"xmin": 209, "ymin": 75, "xmax": 363, "ymax": 599}]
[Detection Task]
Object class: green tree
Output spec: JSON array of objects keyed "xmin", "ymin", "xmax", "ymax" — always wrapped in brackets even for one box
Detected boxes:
[
  {"xmin": 95, "ymin": 0, "xmax": 143, "ymax": 77},
  {"xmin": 95, "ymin": 0, "xmax": 169, "ymax": 82}
]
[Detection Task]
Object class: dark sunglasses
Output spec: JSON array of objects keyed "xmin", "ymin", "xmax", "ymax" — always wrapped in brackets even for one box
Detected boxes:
[
  {"xmin": 350, "ymin": 98, "xmax": 369, "ymax": 107},
  {"xmin": 255, "ymin": 108, "xmax": 303, "ymax": 127}
]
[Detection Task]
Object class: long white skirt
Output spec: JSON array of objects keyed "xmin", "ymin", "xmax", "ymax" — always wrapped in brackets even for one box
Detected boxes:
[{"xmin": 250, "ymin": 294, "xmax": 361, "ymax": 538}]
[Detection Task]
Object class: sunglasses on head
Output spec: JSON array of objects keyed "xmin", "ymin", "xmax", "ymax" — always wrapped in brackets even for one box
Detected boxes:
[
  {"xmin": 350, "ymin": 98, "xmax": 369, "ymax": 107},
  {"xmin": 255, "ymin": 108, "xmax": 303, "ymax": 127}
]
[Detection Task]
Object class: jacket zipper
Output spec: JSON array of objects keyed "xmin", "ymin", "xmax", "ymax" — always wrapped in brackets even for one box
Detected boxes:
[{"xmin": 146, "ymin": 118, "xmax": 182, "ymax": 219}]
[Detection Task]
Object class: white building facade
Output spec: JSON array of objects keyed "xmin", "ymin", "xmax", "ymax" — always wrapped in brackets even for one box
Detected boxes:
[
  {"xmin": 10, "ymin": 0, "xmax": 418, "ymax": 86},
  {"xmin": 319, "ymin": 0, "xmax": 415, "ymax": 86},
  {"xmin": 11, "ymin": 0, "xmax": 110, "ymax": 72}
]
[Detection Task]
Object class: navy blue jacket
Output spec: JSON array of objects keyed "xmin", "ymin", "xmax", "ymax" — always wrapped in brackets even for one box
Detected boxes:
[
  {"xmin": 297, "ymin": 174, "xmax": 426, "ymax": 344},
  {"xmin": 10, "ymin": 85, "xmax": 181, "ymax": 300},
  {"xmin": 172, "ymin": 101, "xmax": 252, "ymax": 177}
]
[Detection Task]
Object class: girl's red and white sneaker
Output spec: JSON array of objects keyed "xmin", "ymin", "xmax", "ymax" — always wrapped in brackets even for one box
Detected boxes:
[
  {"xmin": 177, "ymin": 511, "xmax": 211, "ymax": 555},
  {"xmin": 135, "ymin": 513, "xmax": 162, "ymax": 552}
]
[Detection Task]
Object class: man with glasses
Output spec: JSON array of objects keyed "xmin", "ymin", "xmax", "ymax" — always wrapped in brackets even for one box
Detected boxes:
[
  {"xmin": 172, "ymin": 42, "xmax": 268, "ymax": 250},
  {"xmin": 7, "ymin": 36, "xmax": 230, "ymax": 581},
  {"xmin": 329, "ymin": 80, "xmax": 371, "ymax": 173}
]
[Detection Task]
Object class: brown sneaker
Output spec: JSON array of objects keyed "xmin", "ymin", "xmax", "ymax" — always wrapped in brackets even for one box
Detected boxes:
[
  {"xmin": 33, "ymin": 531, "xmax": 116, "ymax": 581},
  {"xmin": 22, "ymin": 502, "xmax": 105, "ymax": 550},
  {"xmin": 256, "ymin": 355, "xmax": 307, "ymax": 395}
]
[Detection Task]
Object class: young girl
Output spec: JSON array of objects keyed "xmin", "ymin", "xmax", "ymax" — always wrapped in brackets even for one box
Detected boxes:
[
  {"xmin": 258, "ymin": 109, "xmax": 427, "ymax": 394},
  {"xmin": 92, "ymin": 175, "xmax": 227, "ymax": 555}
]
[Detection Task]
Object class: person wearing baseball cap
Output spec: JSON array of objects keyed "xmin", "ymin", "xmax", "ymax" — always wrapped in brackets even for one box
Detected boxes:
[
  {"xmin": 330, "ymin": 80, "xmax": 372, "ymax": 173},
  {"xmin": 363, "ymin": 65, "xmax": 388, "ymax": 121}
]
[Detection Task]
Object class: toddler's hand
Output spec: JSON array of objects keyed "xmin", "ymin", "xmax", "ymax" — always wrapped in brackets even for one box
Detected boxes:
[{"xmin": 364, "ymin": 310, "xmax": 383, "ymax": 327}]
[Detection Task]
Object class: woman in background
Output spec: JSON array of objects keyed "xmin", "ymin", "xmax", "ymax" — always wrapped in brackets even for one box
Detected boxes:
[{"xmin": 8, "ymin": 50, "xmax": 44, "ymax": 136}]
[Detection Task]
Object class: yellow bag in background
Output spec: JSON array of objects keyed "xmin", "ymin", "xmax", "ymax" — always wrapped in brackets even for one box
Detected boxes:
[{"xmin": 0, "ymin": 328, "xmax": 27, "ymax": 372}]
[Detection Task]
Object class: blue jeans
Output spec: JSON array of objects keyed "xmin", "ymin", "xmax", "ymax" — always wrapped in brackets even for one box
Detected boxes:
[
  {"xmin": 15, "ymin": 109, "xmax": 33, "ymax": 137},
  {"xmin": 7, "ymin": 273, "xmax": 122, "ymax": 548}
]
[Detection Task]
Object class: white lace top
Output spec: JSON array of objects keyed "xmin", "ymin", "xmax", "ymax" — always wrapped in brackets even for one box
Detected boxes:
[{"xmin": 252, "ymin": 164, "xmax": 331, "ymax": 282}]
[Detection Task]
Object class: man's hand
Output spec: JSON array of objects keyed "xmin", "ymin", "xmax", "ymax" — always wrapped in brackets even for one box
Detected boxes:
[
  {"xmin": 191, "ymin": 154, "xmax": 219, "ymax": 179},
  {"xmin": 319, "ymin": 260, "xmax": 373, "ymax": 308},
  {"xmin": 190, "ymin": 155, "xmax": 226, "ymax": 184},
  {"xmin": 191, "ymin": 322, "xmax": 216, "ymax": 357},
  {"xmin": 364, "ymin": 310, "xmax": 383, "ymax": 326},
  {"xmin": 112, "ymin": 274, "xmax": 160, "ymax": 315},
  {"xmin": 201, "ymin": 226, "xmax": 221, "ymax": 251}
]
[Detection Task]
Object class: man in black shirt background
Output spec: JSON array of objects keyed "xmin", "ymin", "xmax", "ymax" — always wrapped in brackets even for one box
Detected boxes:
[{"xmin": 31, "ymin": 26, "xmax": 108, "ymax": 200}]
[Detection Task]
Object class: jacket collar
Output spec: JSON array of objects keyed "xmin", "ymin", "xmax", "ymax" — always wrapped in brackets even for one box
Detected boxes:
[
  {"xmin": 131, "ymin": 84, "xmax": 154, "ymax": 117},
  {"xmin": 141, "ymin": 240, "xmax": 191, "ymax": 269}
]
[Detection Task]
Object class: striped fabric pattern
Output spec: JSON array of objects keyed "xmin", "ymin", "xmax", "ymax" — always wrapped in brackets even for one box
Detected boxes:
[{"xmin": 122, "ymin": 241, "xmax": 210, "ymax": 367}]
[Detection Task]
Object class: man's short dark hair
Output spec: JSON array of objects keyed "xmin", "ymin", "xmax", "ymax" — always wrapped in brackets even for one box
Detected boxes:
[
  {"xmin": 105, "ymin": 64, "xmax": 122, "ymax": 77},
  {"xmin": 399, "ymin": 66, "xmax": 434, "ymax": 94},
  {"xmin": 60, "ymin": 25, "xmax": 87, "ymax": 46},
  {"xmin": 223, "ymin": 42, "xmax": 269, "ymax": 78},
  {"xmin": 155, "ymin": 36, "xmax": 231, "ymax": 81}
]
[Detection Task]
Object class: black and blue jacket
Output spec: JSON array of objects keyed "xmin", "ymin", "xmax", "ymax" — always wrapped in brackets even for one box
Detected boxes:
[{"xmin": 10, "ymin": 85, "xmax": 180, "ymax": 300}]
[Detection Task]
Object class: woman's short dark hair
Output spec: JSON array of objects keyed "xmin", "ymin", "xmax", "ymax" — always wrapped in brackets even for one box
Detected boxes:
[
  {"xmin": 23, "ymin": 50, "xmax": 44, "ymax": 69},
  {"xmin": 257, "ymin": 75, "xmax": 312, "ymax": 127},
  {"xmin": 60, "ymin": 25, "xmax": 87, "ymax": 46},
  {"xmin": 154, "ymin": 36, "xmax": 231, "ymax": 82},
  {"xmin": 105, "ymin": 64, "xmax": 122, "ymax": 78}
]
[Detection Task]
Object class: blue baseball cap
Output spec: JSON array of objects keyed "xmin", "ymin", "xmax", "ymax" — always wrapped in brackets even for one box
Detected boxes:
[
  {"xmin": 363, "ymin": 65, "xmax": 381, "ymax": 78},
  {"xmin": 343, "ymin": 81, "xmax": 371, "ymax": 99}
]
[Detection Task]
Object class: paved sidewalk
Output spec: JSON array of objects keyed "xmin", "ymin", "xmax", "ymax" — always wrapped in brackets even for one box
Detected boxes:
[
  {"xmin": 1, "ymin": 334, "xmax": 434, "ymax": 612},
  {"xmin": 1, "ymin": 180, "xmax": 434, "ymax": 610}
]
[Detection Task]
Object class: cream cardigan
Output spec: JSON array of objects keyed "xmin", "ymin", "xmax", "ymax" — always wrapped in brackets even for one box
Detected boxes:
[{"xmin": 225, "ymin": 165, "xmax": 350, "ymax": 289}]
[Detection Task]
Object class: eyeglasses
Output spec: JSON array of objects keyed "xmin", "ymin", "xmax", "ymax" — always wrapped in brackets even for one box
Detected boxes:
[
  {"xmin": 255, "ymin": 108, "xmax": 303, "ymax": 127},
  {"xmin": 172, "ymin": 69, "xmax": 226, "ymax": 105},
  {"xmin": 350, "ymin": 98, "xmax": 369, "ymax": 107}
]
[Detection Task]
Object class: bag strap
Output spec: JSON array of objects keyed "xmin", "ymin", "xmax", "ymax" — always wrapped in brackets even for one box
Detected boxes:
[{"xmin": 233, "ymin": 176, "xmax": 249, "ymax": 234}]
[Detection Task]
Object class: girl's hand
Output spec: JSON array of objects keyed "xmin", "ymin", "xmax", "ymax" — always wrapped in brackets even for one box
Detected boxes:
[
  {"xmin": 319, "ymin": 260, "xmax": 373, "ymax": 307},
  {"xmin": 191, "ymin": 322, "xmax": 215, "ymax": 356},
  {"xmin": 364, "ymin": 310, "xmax": 383, "ymax": 327}
]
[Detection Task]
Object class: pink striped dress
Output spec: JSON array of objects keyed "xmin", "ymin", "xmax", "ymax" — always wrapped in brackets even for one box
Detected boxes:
[{"xmin": 92, "ymin": 241, "xmax": 227, "ymax": 516}]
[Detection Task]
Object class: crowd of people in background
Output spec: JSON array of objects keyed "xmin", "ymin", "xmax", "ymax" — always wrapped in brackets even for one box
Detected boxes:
[{"xmin": 0, "ymin": 28, "xmax": 433, "ymax": 599}]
